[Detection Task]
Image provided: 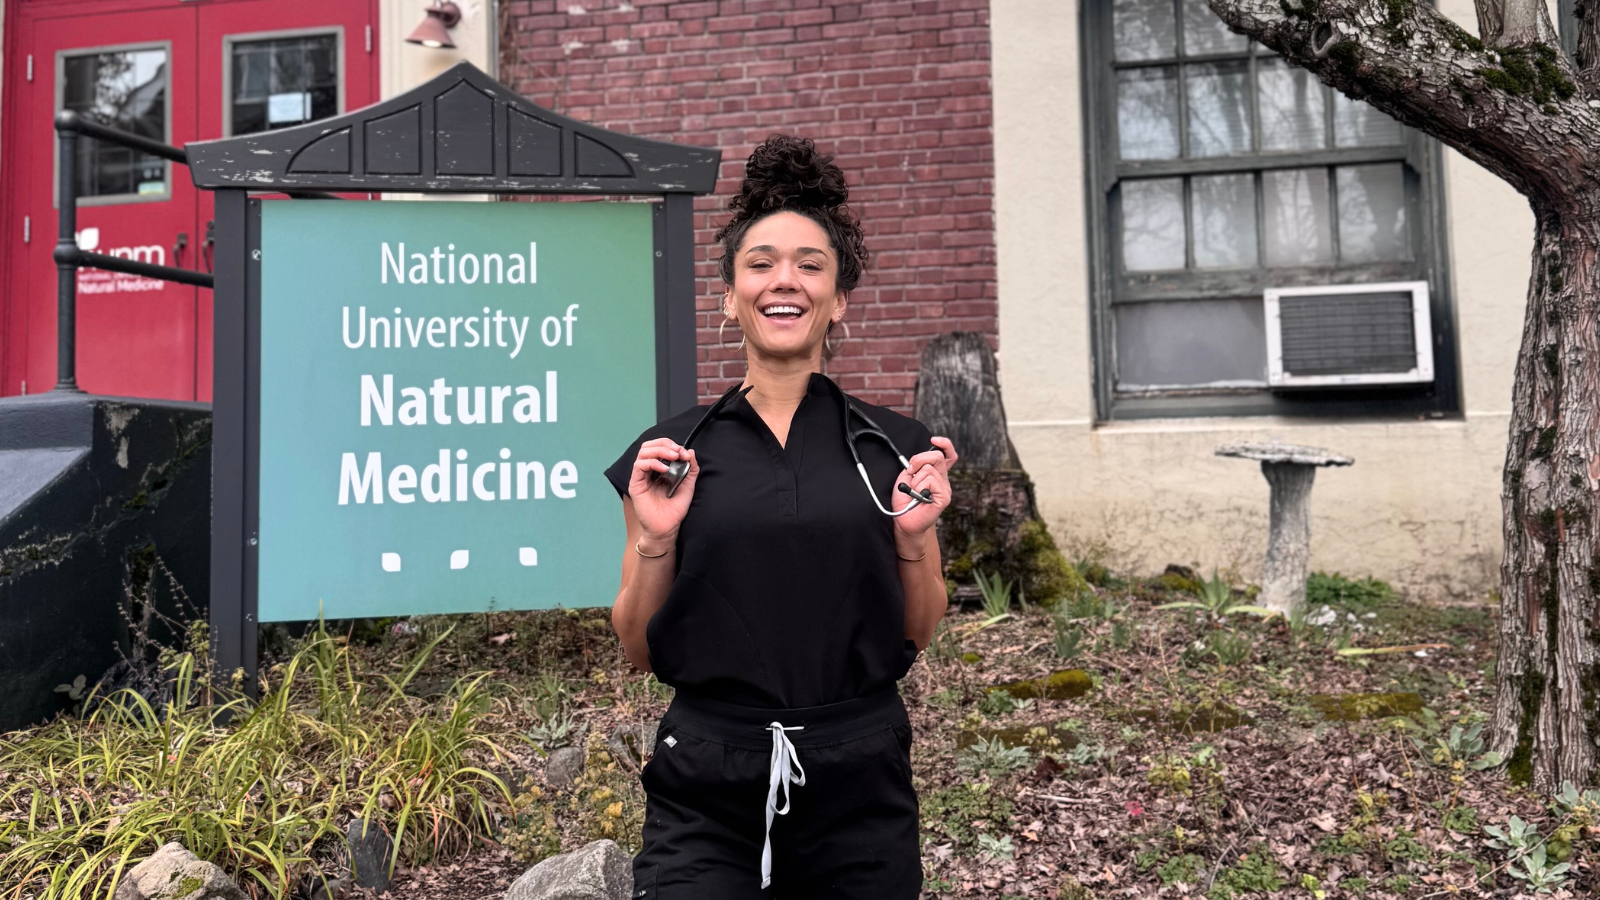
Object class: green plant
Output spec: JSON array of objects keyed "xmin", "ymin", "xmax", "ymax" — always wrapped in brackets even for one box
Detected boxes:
[
  {"xmin": 1415, "ymin": 723, "xmax": 1503, "ymax": 770},
  {"xmin": 974, "ymin": 569, "xmax": 1016, "ymax": 619},
  {"xmin": 1053, "ymin": 617, "xmax": 1085, "ymax": 660},
  {"xmin": 0, "ymin": 620, "xmax": 513, "ymax": 899},
  {"xmin": 1507, "ymin": 843, "xmax": 1570, "ymax": 893},
  {"xmin": 1063, "ymin": 590, "xmax": 1122, "ymax": 622},
  {"xmin": 920, "ymin": 781, "xmax": 1014, "ymax": 850},
  {"xmin": 1484, "ymin": 814, "xmax": 1540, "ymax": 856},
  {"xmin": 1306, "ymin": 571, "xmax": 1395, "ymax": 610},
  {"xmin": 525, "ymin": 709, "xmax": 580, "ymax": 751},
  {"xmin": 1212, "ymin": 848, "xmax": 1285, "ymax": 896},
  {"xmin": 1208, "ymin": 632, "xmax": 1253, "ymax": 667},
  {"xmin": 927, "ymin": 620, "xmax": 961, "ymax": 661},
  {"xmin": 977, "ymin": 691, "xmax": 1030, "ymax": 717},
  {"xmin": 1155, "ymin": 853, "xmax": 1207, "ymax": 885},
  {"xmin": 977, "ymin": 833, "xmax": 1015, "ymax": 861},
  {"xmin": 1156, "ymin": 569, "xmax": 1277, "ymax": 619},
  {"xmin": 1552, "ymin": 779, "xmax": 1600, "ymax": 824},
  {"xmin": 1064, "ymin": 742, "xmax": 1107, "ymax": 766},
  {"xmin": 957, "ymin": 735, "xmax": 1031, "ymax": 776}
]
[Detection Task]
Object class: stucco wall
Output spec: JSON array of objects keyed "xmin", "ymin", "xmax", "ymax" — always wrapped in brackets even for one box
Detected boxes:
[
  {"xmin": 379, "ymin": 0, "xmax": 495, "ymax": 99},
  {"xmin": 990, "ymin": 0, "xmax": 1531, "ymax": 600}
]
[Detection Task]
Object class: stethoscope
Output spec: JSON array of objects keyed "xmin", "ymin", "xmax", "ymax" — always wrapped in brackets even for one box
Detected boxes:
[{"xmin": 650, "ymin": 381, "xmax": 936, "ymax": 517}]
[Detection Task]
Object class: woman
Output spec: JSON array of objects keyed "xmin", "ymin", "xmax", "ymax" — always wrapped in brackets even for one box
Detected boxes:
[{"xmin": 602, "ymin": 134, "xmax": 957, "ymax": 899}]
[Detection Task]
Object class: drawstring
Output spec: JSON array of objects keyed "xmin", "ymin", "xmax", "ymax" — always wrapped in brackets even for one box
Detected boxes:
[{"xmin": 761, "ymin": 722, "xmax": 807, "ymax": 888}]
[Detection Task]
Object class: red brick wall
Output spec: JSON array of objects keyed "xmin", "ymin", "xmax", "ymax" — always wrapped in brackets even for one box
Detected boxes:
[{"xmin": 501, "ymin": 0, "xmax": 996, "ymax": 410}]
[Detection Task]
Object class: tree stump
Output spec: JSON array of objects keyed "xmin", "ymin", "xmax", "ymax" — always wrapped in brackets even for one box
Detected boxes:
[
  {"xmin": 1215, "ymin": 442, "xmax": 1354, "ymax": 619},
  {"xmin": 916, "ymin": 333, "xmax": 1085, "ymax": 605}
]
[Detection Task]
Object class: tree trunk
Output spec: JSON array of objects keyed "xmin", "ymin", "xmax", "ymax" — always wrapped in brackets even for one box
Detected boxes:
[
  {"xmin": 913, "ymin": 332, "xmax": 1022, "ymax": 472},
  {"xmin": 1488, "ymin": 206, "xmax": 1600, "ymax": 790}
]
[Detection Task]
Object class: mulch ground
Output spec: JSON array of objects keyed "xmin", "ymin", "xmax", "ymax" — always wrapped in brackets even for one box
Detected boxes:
[{"xmin": 333, "ymin": 575, "xmax": 1590, "ymax": 900}]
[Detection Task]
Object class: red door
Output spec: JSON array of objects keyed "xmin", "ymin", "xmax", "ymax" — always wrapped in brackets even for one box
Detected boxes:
[{"xmin": 1, "ymin": 0, "xmax": 378, "ymax": 401}]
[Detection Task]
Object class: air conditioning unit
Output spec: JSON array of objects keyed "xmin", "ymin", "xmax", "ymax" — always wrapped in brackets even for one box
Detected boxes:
[{"xmin": 1264, "ymin": 281, "xmax": 1434, "ymax": 388}]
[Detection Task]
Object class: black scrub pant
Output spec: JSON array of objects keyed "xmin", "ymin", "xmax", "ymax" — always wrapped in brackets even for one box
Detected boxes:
[{"xmin": 632, "ymin": 687, "xmax": 922, "ymax": 899}]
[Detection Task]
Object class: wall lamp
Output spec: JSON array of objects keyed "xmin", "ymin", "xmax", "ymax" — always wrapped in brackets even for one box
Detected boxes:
[{"xmin": 406, "ymin": 2, "xmax": 462, "ymax": 49}]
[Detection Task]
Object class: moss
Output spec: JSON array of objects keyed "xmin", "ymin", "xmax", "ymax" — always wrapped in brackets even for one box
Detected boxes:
[
  {"xmin": 1328, "ymin": 40, "xmax": 1363, "ymax": 76},
  {"xmin": 1380, "ymin": 0, "xmax": 1414, "ymax": 43},
  {"xmin": 960, "ymin": 651, "xmax": 983, "ymax": 665},
  {"xmin": 1308, "ymin": 691, "xmax": 1424, "ymax": 722},
  {"xmin": 1532, "ymin": 427, "xmax": 1557, "ymax": 460},
  {"xmin": 1152, "ymin": 571, "xmax": 1204, "ymax": 596},
  {"xmin": 1442, "ymin": 20, "xmax": 1484, "ymax": 52},
  {"xmin": 1477, "ymin": 44, "xmax": 1575, "ymax": 105},
  {"xmin": 170, "ymin": 876, "xmax": 204, "ymax": 898},
  {"xmin": 121, "ymin": 490, "xmax": 149, "ymax": 510},
  {"xmin": 1543, "ymin": 345, "xmax": 1560, "ymax": 377},
  {"xmin": 987, "ymin": 668, "xmax": 1094, "ymax": 700},
  {"xmin": 1506, "ymin": 669, "xmax": 1546, "ymax": 785},
  {"xmin": 1546, "ymin": 255, "xmax": 1565, "ymax": 292},
  {"xmin": 1571, "ymin": 473, "xmax": 1585, "ymax": 490},
  {"xmin": 1018, "ymin": 518, "xmax": 1089, "ymax": 606}
]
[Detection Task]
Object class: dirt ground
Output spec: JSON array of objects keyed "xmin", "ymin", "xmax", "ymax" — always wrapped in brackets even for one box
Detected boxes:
[{"xmin": 329, "ymin": 571, "xmax": 1590, "ymax": 900}]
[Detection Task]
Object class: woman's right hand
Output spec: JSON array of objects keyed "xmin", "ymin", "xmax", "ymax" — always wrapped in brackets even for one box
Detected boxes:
[{"xmin": 628, "ymin": 437, "xmax": 698, "ymax": 546}]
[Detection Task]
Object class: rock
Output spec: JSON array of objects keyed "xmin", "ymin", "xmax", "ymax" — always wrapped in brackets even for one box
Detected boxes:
[
  {"xmin": 306, "ymin": 875, "xmax": 351, "ymax": 900},
  {"xmin": 346, "ymin": 818, "xmax": 393, "ymax": 892},
  {"xmin": 545, "ymin": 745, "xmax": 586, "ymax": 791},
  {"xmin": 505, "ymin": 840, "xmax": 633, "ymax": 900},
  {"xmin": 112, "ymin": 842, "xmax": 246, "ymax": 900},
  {"xmin": 607, "ymin": 722, "xmax": 657, "ymax": 773}
]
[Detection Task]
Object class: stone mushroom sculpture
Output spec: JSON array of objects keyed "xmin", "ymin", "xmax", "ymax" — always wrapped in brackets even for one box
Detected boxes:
[{"xmin": 1215, "ymin": 442, "xmax": 1354, "ymax": 620}]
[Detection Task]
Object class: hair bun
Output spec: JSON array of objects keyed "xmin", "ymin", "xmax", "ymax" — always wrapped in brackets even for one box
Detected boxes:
[{"xmin": 730, "ymin": 135, "xmax": 849, "ymax": 217}]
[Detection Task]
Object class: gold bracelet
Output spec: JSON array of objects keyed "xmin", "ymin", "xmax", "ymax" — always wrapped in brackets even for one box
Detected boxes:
[
  {"xmin": 635, "ymin": 539, "xmax": 672, "ymax": 559},
  {"xmin": 896, "ymin": 548, "xmax": 928, "ymax": 562}
]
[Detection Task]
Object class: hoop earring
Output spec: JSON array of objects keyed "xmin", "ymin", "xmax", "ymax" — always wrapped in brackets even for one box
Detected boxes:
[
  {"xmin": 719, "ymin": 316, "xmax": 746, "ymax": 352},
  {"xmin": 824, "ymin": 319, "xmax": 849, "ymax": 357}
]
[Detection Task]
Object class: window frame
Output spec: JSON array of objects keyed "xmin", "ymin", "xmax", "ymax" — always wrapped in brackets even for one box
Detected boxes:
[
  {"xmin": 221, "ymin": 26, "xmax": 345, "ymax": 138},
  {"xmin": 54, "ymin": 40, "xmax": 174, "ymax": 209},
  {"xmin": 1079, "ymin": 0, "xmax": 1461, "ymax": 421}
]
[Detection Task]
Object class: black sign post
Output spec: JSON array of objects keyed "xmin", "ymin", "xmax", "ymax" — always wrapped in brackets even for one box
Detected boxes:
[{"xmin": 185, "ymin": 62, "xmax": 720, "ymax": 688}]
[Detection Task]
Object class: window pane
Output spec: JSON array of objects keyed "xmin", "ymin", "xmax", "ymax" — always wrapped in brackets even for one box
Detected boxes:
[
  {"xmin": 1192, "ymin": 173, "xmax": 1257, "ymax": 268},
  {"xmin": 1185, "ymin": 61, "xmax": 1251, "ymax": 157},
  {"xmin": 1120, "ymin": 179, "xmax": 1186, "ymax": 271},
  {"xmin": 1333, "ymin": 93, "xmax": 1403, "ymax": 146},
  {"xmin": 1337, "ymin": 163, "xmax": 1409, "ymax": 263},
  {"xmin": 1115, "ymin": 299, "xmax": 1267, "ymax": 387},
  {"xmin": 1114, "ymin": 0, "xmax": 1176, "ymax": 61},
  {"xmin": 1181, "ymin": 0, "xmax": 1247, "ymax": 55},
  {"xmin": 1258, "ymin": 57, "xmax": 1326, "ymax": 152},
  {"xmin": 62, "ymin": 49, "xmax": 168, "ymax": 198},
  {"xmin": 1263, "ymin": 168, "xmax": 1332, "ymax": 266},
  {"xmin": 232, "ymin": 35, "xmax": 339, "ymax": 136},
  {"xmin": 1117, "ymin": 67, "xmax": 1181, "ymax": 160}
]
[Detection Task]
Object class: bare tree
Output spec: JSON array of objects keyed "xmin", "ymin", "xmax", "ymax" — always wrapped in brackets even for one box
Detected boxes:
[{"xmin": 1203, "ymin": 0, "xmax": 1597, "ymax": 789}]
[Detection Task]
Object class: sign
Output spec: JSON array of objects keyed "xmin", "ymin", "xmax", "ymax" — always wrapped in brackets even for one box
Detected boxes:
[{"xmin": 256, "ymin": 200, "xmax": 657, "ymax": 621}]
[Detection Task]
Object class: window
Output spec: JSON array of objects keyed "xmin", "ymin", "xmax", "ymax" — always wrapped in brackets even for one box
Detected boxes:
[
  {"xmin": 1085, "ymin": 0, "xmax": 1457, "ymax": 418},
  {"xmin": 230, "ymin": 34, "xmax": 338, "ymax": 136},
  {"xmin": 61, "ymin": 47, "xmax": 169, "ymax": 200}
]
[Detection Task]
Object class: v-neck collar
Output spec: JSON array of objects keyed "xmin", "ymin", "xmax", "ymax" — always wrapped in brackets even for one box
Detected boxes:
[{"xmin": 731, "ymin": 373, "xmax": 834, "ymax": 517}]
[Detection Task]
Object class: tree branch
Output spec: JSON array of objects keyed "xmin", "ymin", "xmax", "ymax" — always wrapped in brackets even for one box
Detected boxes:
[{"xmin": 1207, "ymin": 0, "xmax": 1600, "ymax": 209}]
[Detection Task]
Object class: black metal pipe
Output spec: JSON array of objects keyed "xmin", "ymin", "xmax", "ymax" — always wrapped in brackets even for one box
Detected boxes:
[
  {"xmin": 55, "ymin": 109, "xmax": 186, "ymax": 164},
  {"xmin": 62, "ymin": 248, "xmax": 216, "ymax": 288},
  {"xmin": 54, "ymin": 124, "xmax": 79, "ymax": 391}
]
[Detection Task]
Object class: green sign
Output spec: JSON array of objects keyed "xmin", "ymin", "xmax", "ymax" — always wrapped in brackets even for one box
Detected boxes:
[{"xmin": 256, "ymin": 200, "xmax": 656, "ymax": 621}]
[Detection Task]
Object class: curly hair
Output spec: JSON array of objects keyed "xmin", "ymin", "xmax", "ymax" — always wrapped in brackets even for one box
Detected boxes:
[{"xmin": 715, "ymin": 135, "xmax": 869, "ymax": 293}]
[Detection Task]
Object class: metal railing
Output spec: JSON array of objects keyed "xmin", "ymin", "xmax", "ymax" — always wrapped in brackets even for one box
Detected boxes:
[{"xmin": 50, "ymin": 111, "xmax": 339, "ymax": 392}]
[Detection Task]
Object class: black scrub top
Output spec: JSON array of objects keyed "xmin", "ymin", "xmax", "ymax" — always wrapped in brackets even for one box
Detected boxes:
[{"xmin": 604, "ymin": 371, "xmax": 935, "ymax": 710}]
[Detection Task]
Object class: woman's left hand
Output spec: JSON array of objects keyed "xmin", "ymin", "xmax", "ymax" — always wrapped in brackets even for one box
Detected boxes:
[{"xmin": 892, "ymin": 436, "xmax": 957, "ymax": 539}]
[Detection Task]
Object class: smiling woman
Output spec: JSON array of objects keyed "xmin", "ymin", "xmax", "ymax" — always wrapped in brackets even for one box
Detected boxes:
[{"xmin": 605, "ymin": 135, "xmax": 957, "ymax": 900}]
